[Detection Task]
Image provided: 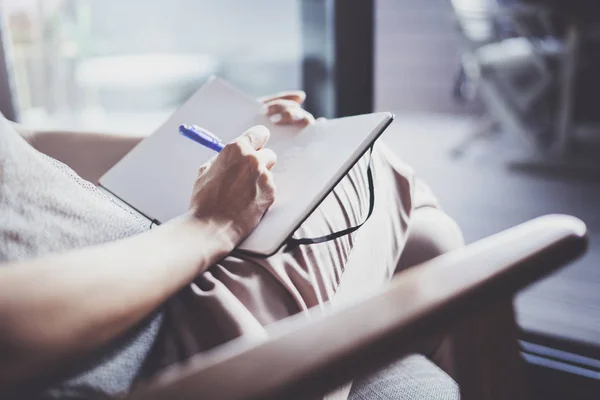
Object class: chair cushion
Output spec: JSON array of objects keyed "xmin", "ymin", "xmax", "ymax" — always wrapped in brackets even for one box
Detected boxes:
[{"xmin": 348, "ymin": 354, "xmax": 460, "ymax": 400}]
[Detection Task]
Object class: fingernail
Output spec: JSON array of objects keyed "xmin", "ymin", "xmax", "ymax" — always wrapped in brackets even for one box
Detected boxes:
[
  {"xmin": 254, "ymin": 125, "xmax": 270, "ymax": 136},
  {"xmin": 270, "ymin": 114, "xmax": 282, "ymax": 124}
]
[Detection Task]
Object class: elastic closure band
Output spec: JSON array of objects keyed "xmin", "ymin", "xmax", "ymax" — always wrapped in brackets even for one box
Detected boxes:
[{"xmin": 285, "ymin": 145, "xmax": 375, "ymax": 248}]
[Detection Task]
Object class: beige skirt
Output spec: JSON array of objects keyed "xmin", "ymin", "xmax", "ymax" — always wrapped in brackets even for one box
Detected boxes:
[{"xmin": 142, "ymin": 141, "xmax": 439, "ymax": 398}]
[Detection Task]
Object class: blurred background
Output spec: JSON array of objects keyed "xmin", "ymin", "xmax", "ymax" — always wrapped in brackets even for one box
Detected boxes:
[
  {"xmin": 1, "ymin": 0, "xmax": 600, "ymax": 398},
  {"xmin": 1, "ymin": 0, "xmax": 303, "ymax": 133}
]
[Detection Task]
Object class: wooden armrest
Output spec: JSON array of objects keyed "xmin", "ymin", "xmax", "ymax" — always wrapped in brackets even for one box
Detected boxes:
[{"xmin": 129, "ymin": 215, "xmax": 587, "ymax": 400}]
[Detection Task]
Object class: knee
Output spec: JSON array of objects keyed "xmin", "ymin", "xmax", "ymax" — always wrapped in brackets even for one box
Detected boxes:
[
  {"xmin": 394, "ymin": 208, "xmax": 464, "ymax": 375},
  {"xmin": 396, "ymin": 207, "xmax": 464, "ymax": 272}
]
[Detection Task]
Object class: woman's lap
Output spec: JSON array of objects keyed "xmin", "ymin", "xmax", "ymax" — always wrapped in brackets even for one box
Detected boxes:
[{"xmin": 144, "ymin": 141, "xmax": 443, "ymax": 377}]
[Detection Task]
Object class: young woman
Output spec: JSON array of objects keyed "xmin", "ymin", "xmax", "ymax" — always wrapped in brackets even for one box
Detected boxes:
[{"xmin": 0, "ymin": 92, "xmax": 463, "ymax": 399}]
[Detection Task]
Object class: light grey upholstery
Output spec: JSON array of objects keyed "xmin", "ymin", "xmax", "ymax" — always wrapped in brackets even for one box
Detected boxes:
[{"xmin": 349, "ymin": 355, "xmax": 460, "ymax": 400}]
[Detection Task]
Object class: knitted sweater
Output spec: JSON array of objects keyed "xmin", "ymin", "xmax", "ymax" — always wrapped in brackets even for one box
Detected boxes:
[{"xmin": 0, "ymin": 116, "xmax": 161, "ymax": 399}]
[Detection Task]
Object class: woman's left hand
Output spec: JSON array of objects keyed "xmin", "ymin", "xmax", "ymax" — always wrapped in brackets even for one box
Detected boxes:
[{"xmin": 259, "ymin": 91, "xmax": 317, "ymax": 127}]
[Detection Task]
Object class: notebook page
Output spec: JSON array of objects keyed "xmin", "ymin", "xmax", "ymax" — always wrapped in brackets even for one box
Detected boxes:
[{"xmin": 100, "ymin": 77, "xmax": 299, "ymax": 223}]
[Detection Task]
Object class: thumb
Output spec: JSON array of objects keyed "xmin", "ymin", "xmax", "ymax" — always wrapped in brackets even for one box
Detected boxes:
[{"xmin": 236, "ymin": 125, "xmax": 271, "ymax": 150}]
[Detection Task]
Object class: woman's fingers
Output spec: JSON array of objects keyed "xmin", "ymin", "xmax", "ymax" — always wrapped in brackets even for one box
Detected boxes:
[
  {"xmin": 266, "ymin": 100, "xmax": 315, "ymax": 126},
  {"xmin": 258, "ymin": 90, "xmax": 306, "ymax": 105},
  {"xmin": 278, "ymin": 109, "xmax": 314, "ymax": 127},
  {"xmin": 272, "ymin": 109, "xmax": 294, "ymax": 125},
  {"xmin": 259, "ymin": 91, "xmax": 322, "ymax": 127},
  {"xmin": 226, "ymin": 127, "xmax": 276, "ymax": 170},
  {"xmin": 298, "ymin": 111, "xmax": 316, "ymax": 126},
  {"xmin": 235, "ymin": 125, "xmax": 270, "ymax": 150},
  {"xmin": 265, "ymin": 99, "xmax": 302, "ymax": 115},
  {"xmin": 255, "ymin": 148, "xmax": 277, "ymax": 170}
]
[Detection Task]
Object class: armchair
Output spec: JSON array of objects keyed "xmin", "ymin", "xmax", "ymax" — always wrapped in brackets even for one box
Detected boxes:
[{"xmin": 127, "ymin": 214, "xmax": 587, "ymax": 400}]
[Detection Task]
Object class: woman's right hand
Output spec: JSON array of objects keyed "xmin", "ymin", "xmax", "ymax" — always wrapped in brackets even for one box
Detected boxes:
[{"xmin": 188, "ymin": 125, "xmax": 277, "ymax": 247}]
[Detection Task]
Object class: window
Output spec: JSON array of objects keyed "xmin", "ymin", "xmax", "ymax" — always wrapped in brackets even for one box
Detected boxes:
[{"xmin": 1, "ymin": 0, "xmax": 302, "ymax": 134}]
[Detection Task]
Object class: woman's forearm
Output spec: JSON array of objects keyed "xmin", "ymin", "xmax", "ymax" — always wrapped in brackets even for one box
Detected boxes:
[
  {"xmin": 0, "ymin": 215, "xmax": 235, "ymax": 390},
  {"xmin": 14, "ymin": 123, "xmax": 143, "ymax": 183}
]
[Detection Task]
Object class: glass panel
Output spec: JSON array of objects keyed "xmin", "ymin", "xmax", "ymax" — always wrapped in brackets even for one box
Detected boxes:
[{"xmin": 1, "ymin": 0, "xmax": 302, "ymax": 134}]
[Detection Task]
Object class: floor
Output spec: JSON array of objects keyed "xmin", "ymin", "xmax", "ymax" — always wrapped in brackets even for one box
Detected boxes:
[{"xmin": 380, "ymin": 114, "xmax": 600, "ymax": 353}]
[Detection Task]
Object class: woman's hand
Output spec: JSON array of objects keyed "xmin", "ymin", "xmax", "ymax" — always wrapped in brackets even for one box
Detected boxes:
[
  {"xmin": 189, "ymin": 125, "xmax": 277, "ymax": 246},
  {"xmin": 259, "ymin": 91, "xmax": 318, "ymax": 127},
  {"xmin": 188, "ymin": 90, "xmax": 320, "ymax": 246}
]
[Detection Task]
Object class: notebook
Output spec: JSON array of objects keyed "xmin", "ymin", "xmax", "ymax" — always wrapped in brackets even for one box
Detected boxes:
[{"xmin": 99, "ymin": 77, "xmax": 393, "ymax": 256}]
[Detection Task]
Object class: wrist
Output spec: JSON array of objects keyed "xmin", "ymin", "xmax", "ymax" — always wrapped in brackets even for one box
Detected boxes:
[{"xmin": 176, "ymin": 213, "xmax": 238, "ymax": 262}]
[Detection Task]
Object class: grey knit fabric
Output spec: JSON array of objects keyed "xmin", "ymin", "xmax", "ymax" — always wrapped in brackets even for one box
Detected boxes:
[
  {"xmin": 0, "ymin": 117, "xmax": 162, "ymax": 398},
  {"xmin": 349, "ymin": 355, "xmax": 460, "ymax": 400}
]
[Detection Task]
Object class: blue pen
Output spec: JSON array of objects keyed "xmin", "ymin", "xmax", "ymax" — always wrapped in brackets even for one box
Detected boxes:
[{"xmin": 179, "ymin": 124, "xmax": 225, "ymax": 152}]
